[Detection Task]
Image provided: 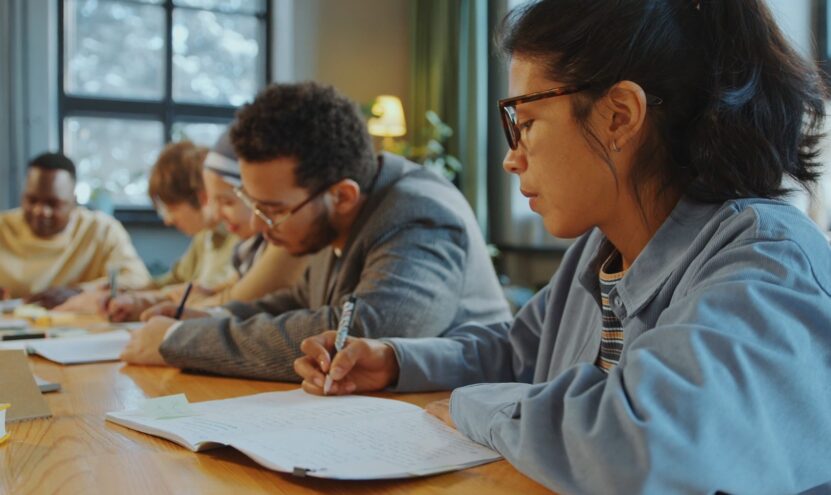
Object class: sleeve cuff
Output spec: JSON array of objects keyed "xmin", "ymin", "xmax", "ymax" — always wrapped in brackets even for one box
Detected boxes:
[
  {"xmin": 204, "ymin": 306, "xmax": 232, "ymax": 318},
  {"xmin": 450, "ymin": 382, "xmax": 527, "ymax": 448},
  {"xmin": 380, "ymin": 337, "xmax": 458, "ymax": 392},
  {"xmin": 163, "ymin": 321, "xmax": 184, "ymax": 341}
]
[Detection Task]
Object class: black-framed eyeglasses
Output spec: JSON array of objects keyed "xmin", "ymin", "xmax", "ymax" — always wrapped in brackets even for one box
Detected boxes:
[
  {"xmin": 233, "ymin": 183, "xmax": 332, "ymax": 230},
  {"xmin": 497, "ymin": 85, "xmax": 663, "ymax": 150}
]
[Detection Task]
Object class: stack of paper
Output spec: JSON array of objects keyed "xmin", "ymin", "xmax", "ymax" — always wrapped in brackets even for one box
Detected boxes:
[
  {"xmin": 0, "ymin": 330, "xmax": 130, "ymax": 365},
  {"xmin": 0, "ymin": 299, "xmax": 23, "ymax": 313},
  {"xmin": 107, "ymin": 389, "xmax": 501, "ymax": 479}
]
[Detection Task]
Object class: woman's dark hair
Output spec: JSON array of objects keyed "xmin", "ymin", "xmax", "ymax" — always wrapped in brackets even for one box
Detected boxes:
[
  {"xmin": 499, "ymin": 0, "xmax": 828, "ymax": 204},
  {"xmin": 230, "ymin": 82, "xmax": 377, "ymax": 192},
  {"xmin": 148, "ymin": 141, "xmax": 208, "ymax": 209}
]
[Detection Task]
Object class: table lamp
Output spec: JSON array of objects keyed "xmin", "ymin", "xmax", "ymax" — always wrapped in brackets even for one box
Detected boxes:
[{"xmin": 367, "ymin": 95, "xmax": 406, "ymax": 151}]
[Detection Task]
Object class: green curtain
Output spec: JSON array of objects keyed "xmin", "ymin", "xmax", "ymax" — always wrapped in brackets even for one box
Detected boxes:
[{"xmin": 410, "ymin": 0, "xmax": 490, "ymax": 235}]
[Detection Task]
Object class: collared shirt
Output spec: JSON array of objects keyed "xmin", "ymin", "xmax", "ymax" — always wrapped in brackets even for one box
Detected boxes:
[{"xmin": 387, "ymin": 196, "xmax": 831, "ymax": 494}]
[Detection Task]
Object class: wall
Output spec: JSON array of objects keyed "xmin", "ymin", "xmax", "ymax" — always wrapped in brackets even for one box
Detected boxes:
[
  {"xmin": 132, "ymin": 0, "xmax": 413, "ymax": 271},
  {"xmin": 278, "ymin": 0, "xmax": 411, "ymax": 113}
]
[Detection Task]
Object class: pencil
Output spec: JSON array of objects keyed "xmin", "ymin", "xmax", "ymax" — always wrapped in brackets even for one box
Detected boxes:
[{"xmin": 174, "ymin": 282, "xmax": 194, "ymax": 320}]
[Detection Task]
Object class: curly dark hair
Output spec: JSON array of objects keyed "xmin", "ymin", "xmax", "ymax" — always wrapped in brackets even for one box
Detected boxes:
[{"xmin": 230, "ymin": 82, "xmax": 377, "ymax": 192}]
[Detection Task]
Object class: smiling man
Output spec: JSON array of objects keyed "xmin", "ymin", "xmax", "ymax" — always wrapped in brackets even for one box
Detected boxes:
[
  {"xmin": 120, "ymin": 82, "xmax": 511, "ymax": 380},
  {"xmin": 0, "ymin": 152, "xmax": 151, "ymax": 307}
]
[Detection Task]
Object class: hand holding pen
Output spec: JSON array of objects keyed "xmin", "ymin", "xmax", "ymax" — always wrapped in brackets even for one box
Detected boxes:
[
  {"xmin": 293, "ymin": 298, "xmax": 401, "ymax": 396},
  {"xmin": 323, "ymin": 296, "xmax": 357, "ymax": 395}
]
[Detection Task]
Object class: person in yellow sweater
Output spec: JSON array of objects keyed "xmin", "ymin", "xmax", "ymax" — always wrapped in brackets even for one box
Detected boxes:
[
  {"xmin": 82, "ymin": 141, "xmax": 241, "ymax": 321},
  {"xmin": 146, "ymin": 141, "xmax": 239, "ymax": 293},
  {"xmin": 0, "ymin": 152, "xmax": 151, "ymax": 308},
  {"xmin": 107, "ymin": 131, "xmax": 309, "ymax": 321}
]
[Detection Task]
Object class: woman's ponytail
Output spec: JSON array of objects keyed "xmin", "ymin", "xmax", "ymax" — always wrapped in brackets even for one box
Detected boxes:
[{"xmin": 684, "ymin": 0, "xmax": 827, "ymax": 201}]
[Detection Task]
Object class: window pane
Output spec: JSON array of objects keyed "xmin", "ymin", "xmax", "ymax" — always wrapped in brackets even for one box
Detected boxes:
[
  {"xmin": 64, "ymin": 117, "xmax": 164, "ymax": 206},
  {"xmin": 172, "ymin": 9, "xmax": 264, "ymax": 106},
  {"xmin": 173, "ymin": 0, "xmax": 266, "ymax": 15},
  {"xmin": 64, "ymin": 0, "xmax": 165, "ymax": 100},
  {"xmin": 172, "ymin": 122, "xmax": 227, "ymax": 147}
]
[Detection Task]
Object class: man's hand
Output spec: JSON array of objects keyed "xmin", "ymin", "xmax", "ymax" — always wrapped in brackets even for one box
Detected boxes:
[
  {"xmin": 119, "ymin": 316, "xmax": 176, "ymax": 366},
  {"xmin": 53, "ymin": 289, "xmax": 109, "ymax": 314},
  {"xmin": 25, "ymin": 287, "xmax": 82, "ymax": 309}
]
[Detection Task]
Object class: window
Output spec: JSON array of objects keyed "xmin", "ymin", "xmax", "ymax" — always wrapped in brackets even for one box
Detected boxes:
[{"xmin": 59, "ymin": 0, "xmax": 270, "ymax": 207}]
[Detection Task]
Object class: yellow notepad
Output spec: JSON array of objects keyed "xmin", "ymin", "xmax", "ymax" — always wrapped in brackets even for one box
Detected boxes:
[{"xmin": 0, "ymin": 403, "xmax": 10, "ymax": 444}]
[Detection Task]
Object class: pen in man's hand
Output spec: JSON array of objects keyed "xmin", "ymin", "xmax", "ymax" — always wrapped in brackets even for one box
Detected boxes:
[
  {"xmin": 324, "ymin": 296, "xmax": 357, "ymax": 395},
  {"xmin": 108, "ymin": 268, "xmax": 118, "ymax": 301},
  {"xmin": 174, "ymin": 282, "xmax": 194, "ymax": 320}
]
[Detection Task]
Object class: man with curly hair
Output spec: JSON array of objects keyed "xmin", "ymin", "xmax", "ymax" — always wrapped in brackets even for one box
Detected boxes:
[{"xmin": 120, "ymin": 82, "xmax": 511, "ymax": 381}]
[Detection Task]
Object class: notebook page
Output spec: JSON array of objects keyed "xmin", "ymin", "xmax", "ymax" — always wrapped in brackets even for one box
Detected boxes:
[
  {"xmin": 231, "ymin": 407, "xmax": 501, "ymax": 479},
  {"xmin": 107, "ymin": 390, "xmax": 500, "ymax": 478},
  {"xmin": 109, "ymin": 391, "xmax": 417, "ymax": 448}
]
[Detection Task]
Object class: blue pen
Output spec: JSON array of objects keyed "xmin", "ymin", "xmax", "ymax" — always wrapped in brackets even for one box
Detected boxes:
[
  {"xmin": 108, "ymin": 268, "xmax": 118, "ymax": 301},
  {"xmin": 323, "ymin": 296, "xmax": 357, "ymax": 395}
]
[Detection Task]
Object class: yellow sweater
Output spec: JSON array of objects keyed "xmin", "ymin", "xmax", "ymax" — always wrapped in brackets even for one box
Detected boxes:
[
  {"xmin": 0, "ymin": 207, "xmax": 152, "ymax": 298},
  {"xmin": 153, "ymin": 227, "xmax": 239, "ymax": 290}
]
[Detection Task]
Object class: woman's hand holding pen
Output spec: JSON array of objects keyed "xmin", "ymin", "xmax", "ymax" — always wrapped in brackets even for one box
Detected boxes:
[{"xmin": 294, "ymin": 331, "xmax": 400, "ymax": 396}]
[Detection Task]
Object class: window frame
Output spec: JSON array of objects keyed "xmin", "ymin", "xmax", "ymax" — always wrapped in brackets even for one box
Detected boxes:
[
  {"xmin": 815, "ymin": 0, "xmax": 831, "ymax": 79},
  {"xmin": 57, "ymin": 0, "xmax": 272, "ymax": 218}
]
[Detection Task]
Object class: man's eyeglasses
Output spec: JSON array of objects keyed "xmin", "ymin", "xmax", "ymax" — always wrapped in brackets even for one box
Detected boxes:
[
  {"xmin": 233, "ymin": 184, "xmax": 331, "ymax": 229},
  {"xmin": 497, "ymin": 85, "xmax": 663, "ymax": 150}
]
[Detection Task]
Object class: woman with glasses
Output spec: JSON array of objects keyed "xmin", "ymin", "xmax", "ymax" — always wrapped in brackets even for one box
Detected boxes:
[{"xmin": 294, "ymin": 0, "xmax": 831, "ymax": 492}]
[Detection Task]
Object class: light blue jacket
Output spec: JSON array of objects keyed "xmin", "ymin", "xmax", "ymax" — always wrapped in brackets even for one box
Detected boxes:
[{"xmin": 387, "ymin": 197, "xmax": 831, "ymax": 494}]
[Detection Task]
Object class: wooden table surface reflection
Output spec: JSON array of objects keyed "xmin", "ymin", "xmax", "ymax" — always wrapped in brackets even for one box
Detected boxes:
[{"xmin": 1, "ymin": 352, "xmax": 552, "ymax": 494}]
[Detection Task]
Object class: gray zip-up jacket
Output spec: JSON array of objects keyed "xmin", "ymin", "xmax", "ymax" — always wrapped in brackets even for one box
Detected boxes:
[
  {"xmin": 387, "ymin": 197, "xmax": 831, "ymax": 494},
  {"xmin": 160, "ymin": 153, "xmax": 511, "ymax": 380}
]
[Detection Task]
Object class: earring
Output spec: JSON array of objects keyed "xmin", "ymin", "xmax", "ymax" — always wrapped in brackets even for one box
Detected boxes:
[{"xmin": 610, "ymin": 141, "xmax": 622, "ymax": 153}]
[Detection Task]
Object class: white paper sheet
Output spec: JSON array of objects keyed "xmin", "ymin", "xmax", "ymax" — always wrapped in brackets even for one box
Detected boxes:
[
  {"xmin": 0, "ymin": 299, "xmax": 23, "ymax": 313},
  {"xmin": 0, "ymin": 319, "xmax": 29, "ymax": 331},
  {"xmin": 106, "ymin": 389, "xmax": 501, "ymax": 479},
  {"xmin": 28, "ymin": 330, "xmax": 130, "ymax": 364},
  {"xmin": 139, "ymin": 394, "xmax": 198, "ymax": 420}
]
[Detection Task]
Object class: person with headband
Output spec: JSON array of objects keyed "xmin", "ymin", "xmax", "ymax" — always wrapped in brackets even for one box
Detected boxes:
[
  {"xmin": 73, "ymin": 140, "xmax": 240, "ymax": 320},
  {"xmin": 105, "ymin": 132, "xmax": 310, "ymax": 321},
  {"xmin": 293, "ymin": 1, "xmax": 831, "ymax": 492},
  {"xmin": 184, "ymin": 127, "xmax": 310, "ymax": 309}
]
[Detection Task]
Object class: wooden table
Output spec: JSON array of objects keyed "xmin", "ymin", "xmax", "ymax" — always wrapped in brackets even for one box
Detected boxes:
[{"xmin": 0, "ymin": 355, "xmax": 551, "ymax": 494}]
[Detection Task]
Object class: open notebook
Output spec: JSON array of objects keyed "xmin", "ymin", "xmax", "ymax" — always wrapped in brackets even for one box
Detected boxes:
[{"xmin": 106, "ymin": 389, "xmax": 501, "ymax": 480}]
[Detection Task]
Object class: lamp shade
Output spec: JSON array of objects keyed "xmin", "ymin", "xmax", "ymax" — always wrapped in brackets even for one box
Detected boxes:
[{"xmin": 367, "ymin": 95, "xmax": 406, "ymax": 138}]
